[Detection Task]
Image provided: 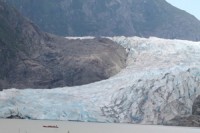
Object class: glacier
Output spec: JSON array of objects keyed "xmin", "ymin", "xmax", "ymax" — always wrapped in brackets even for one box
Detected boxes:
[{"xmin": 1, "ymin": 36, "xmax": 200, "ymax": 125}]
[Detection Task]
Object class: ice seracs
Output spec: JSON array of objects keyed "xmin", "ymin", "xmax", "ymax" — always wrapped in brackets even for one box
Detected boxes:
[{"xmin": 1, "ymin": 36, "xmax": 200, "ymax": 125}]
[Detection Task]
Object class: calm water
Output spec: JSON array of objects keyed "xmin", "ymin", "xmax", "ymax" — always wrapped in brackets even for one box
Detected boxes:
[{"xmin": 0, "ymin": 119, "xmax": 200, "ymax": 133}]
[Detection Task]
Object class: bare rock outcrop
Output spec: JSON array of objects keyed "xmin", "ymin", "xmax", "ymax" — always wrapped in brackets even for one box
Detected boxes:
[
  {"xmin": 8, "ymin": 37, "xmax": 127, "ymax": 89},
  {"xmin": 192, "ymin": 95, "xmax": 200, "ymax": 115},
  {"xmin": 165, "ymin": 95, "xmax": 200, "ymax": 127}
]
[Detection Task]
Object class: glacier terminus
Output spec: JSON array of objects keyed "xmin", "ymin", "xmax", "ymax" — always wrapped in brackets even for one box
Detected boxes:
[{"xmin": 1, "ymin": 36, "xmax": 200, "ymax": 125}]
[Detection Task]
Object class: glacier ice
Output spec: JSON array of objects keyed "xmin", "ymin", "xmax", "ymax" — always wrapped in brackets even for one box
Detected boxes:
[{"xmin": 1, "ymin": 36, "xmax": 200, "ymax": 124}]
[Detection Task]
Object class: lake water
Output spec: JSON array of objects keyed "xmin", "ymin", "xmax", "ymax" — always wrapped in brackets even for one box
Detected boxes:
[{"xmin": 0, "ymin": 119, "xmax": 199, "ymax": 133}]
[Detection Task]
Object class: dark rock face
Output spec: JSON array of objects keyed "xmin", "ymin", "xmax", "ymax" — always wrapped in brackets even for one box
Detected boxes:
[
  {"xmin": 192, "ymin": 95, "xmax": 200, "ymax": 115},
  {"xmin": 4, "ymin": 0, "xmax": 200, "ymax": 41},
  {"xmin": 164, "ymin": 95, "xmax": 200, "ymax": 127},
  {"xmin": 9, "ymin": 37, "xmax": 127, "ymax": 89},
  {"xmin": 0, "ymin": 1, "xmax": 127, "ymax": 90},
  {"xmin": 164, "ymin": 115, "xmax": 200, "ymax": 127}
]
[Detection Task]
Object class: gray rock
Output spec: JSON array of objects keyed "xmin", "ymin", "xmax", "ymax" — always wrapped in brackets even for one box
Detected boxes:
[
  {"xmin": 9, "ymin": 37, "xmax": 127, "ymax": 89},
  {"xmin": 165, "ymin": 95, "xmax": 200, "ymax": 127},
  {"xmin": 192, "ymin": 95, "xmax": 200, "ymax": 115},
  {"xmin": 164, "ymin": 115, "xmax": 200, "ymax": 127}
]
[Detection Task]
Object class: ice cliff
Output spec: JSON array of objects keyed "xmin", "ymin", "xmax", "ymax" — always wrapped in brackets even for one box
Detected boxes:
[{"xmin": 1, "ymin": 36, "xmax": 200, "ymax": 125}]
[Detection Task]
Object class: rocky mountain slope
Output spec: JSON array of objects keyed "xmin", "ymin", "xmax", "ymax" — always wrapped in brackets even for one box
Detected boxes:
[
  {"xmin": 4, "ymin": 0, "xmax": 200, "ymax": 41},
  {"xmin": 1, "ymin": 37, "xmax": 200, "ymax": 126},
  {"xmin": 0, "ymin": 1, "xmax": 127, "ymax": 90}
]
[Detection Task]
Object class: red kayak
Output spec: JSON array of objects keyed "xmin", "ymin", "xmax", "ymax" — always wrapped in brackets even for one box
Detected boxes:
[{"xmin": 43, "ymin": 125, "xmax": 59, "ymax": 128}]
